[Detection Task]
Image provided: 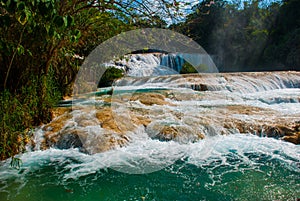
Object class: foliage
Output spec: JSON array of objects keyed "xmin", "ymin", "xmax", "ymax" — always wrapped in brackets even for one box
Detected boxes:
[
  {"xmin": 0, "ymin": 0, "xmax": 180, "ymax": 160},
  {"xmin": 180, "ymin": 62, "xmax": 198, "ymax": 74},
  {"xmin": 98, "ymin": 67, "xmax": 124, "ymax": 88},
  {"xmin": 0, "ymin": 90, "xmax": 28, "ymax": 160},
  {"xmin": 1, "ymin": 0, "xmax": 298, "ymax": 161},
  {"xmin": 0, "ymin": 72, "xmax": 60, "ymax": 160},
  {"xmin": 174, "ymin": 0, "xmax": 299, "ymax": 71},
  {"xmin": 180, "ymin": 62, "xmax": 210, "ymax": 74},
  {"xmin": 264, "ymin": 0, "xmax": 300, "ymax": 69}
]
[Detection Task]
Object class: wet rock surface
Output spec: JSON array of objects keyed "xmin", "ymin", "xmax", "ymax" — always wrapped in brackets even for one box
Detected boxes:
[{"xmin": 30, "ymin": 72, "xmax": 300, "ymax": 154}]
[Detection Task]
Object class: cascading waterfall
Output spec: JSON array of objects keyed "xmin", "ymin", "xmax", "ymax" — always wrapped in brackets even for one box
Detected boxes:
[
  {"xmin": 160, "ymin": 53, "xmax": 217, "ymax": 73},
  {"xmin": 104, "ymin": 52, "xmax": 217, "ymax": 77},
  {"xmin": 1, "ymin": 67, "xmax": 299, "ymax": 200},
  {"xmin": 104, "ymin": 53, "xmax": 179, "ymax": 77},
  {"xmin": 160, "ymin": 53, "xmax": 185, "ymax": 72}
]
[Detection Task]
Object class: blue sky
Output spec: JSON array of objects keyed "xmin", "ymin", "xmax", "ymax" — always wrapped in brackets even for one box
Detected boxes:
[
  {"xmin": 163, "ymin": 0, "xmax": 283, "ymax": 24},
  {"xmin": 118, "ymin": 0, "xmax": 283, "ymax": 25}
]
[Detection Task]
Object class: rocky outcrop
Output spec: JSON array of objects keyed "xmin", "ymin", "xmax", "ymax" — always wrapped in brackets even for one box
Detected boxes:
[
  {"xmin": 96, "ymin": 108, "xmax": 123, "ymax": 133},
  {"xmin": 130, "ymin": 93, "xmax": 174, "ymax": 106},
  {"xmin": 282, "ymin": 132, "xmax": 300, "ymax": 144},
  {"xmin": 36, "ymin": 102, "xmax": 154, "ymax": 153},
  {"xmin": 30, "ymin": 72, "xmax": 300, "ymax": 155},
  {"xmin": 146, "ymin": 122, "xmax": 204, "ymax": 143}
]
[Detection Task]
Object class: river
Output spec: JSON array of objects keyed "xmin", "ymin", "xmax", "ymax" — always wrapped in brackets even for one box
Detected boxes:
[{"xmin": 0, "ymin": 54, "xmax": 299, "ymax": 201}]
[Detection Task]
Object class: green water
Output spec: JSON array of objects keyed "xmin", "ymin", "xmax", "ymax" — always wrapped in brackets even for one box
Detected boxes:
[
  {"xmin": 0, "ymin": 136, "xmax": 299, "ymax": 201},
  {"xmin": 1, "ymin": 158, "xmax": 298, "ymax": 201}
]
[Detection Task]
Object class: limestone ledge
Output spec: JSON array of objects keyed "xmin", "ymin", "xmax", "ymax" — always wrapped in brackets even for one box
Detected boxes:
[{"xmin": 30, "ymin": 90, "xmax": 300, "ymax": 155}]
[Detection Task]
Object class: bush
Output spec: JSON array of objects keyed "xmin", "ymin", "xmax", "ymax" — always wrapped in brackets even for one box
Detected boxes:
[
  {"xmin": 180, "ymin": 62, "xmax": 210, "ymax": 74},
  {"xmin": 180, "ymin": 62, "xmax": 198, "ymax": 74},
  {"xmin": 0, "ymin": 72, "xmax": 61, "ymax": 160},
  {"xmin": 98, "ymin": 67, "xmax": 124, "ymax": 88}
]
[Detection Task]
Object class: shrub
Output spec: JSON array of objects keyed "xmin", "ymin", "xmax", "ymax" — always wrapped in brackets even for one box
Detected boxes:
[
  {"xmin": 180, "ymin": 62, "xmax": 198, "ymax": 74},
  {"xmin": 98, "ymin": 67, "xmax": 124, "ymax": 88},
  {"xmin": 0, "ymin": 72, "xmax": 61, "ymax": 160},
  {"xmin": 0, "ymin": 90, "xmax": 30, "ymax": 160},
  {"xmin": 180, "ymin": 62, "xmax": 210, "ymax": 74}
]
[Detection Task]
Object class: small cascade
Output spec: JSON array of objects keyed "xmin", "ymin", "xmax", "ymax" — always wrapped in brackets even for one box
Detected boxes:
[
  {"xmin": 104, "ymin": 53, "xmax": 179, "ymax": 77},
  {"xmin": 158, "ymin": 53, "xmax": 217, "ymax": 73},
  {"xmin": 116, "ymin": 71, "xmax": 300, "ymax": 93},
  {"xmin": 160, "ymin": 53, "xmax": 185, "ymax": 72}
]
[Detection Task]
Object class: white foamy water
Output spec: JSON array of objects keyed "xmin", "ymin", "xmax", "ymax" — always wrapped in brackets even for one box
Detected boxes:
[
  {"xmin": 2, "ymin": 71, "xmax": 300, "ymax": 199},
  {"xmin": 104, "ymin": 53, "xmax": 180, "ymax": 77},
  {"xmin": 103, "ymin": 52, "xmax": 218, "ymax": 77},
  {"xmin": 116, "ymin": 71, "xmax": 300, "ymax": 93},
  {"xmin": 0, "ymin": 134, "xmax": 298, "ymax": 184}
]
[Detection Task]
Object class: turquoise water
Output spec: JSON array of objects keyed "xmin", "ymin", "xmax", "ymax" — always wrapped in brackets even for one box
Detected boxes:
[{"xmin": 0, "ymin": 135, "xmax": 299, "ymax": 201}]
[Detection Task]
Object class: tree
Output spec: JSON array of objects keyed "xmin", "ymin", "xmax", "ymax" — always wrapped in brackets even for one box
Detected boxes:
[
  {"xmin": 174, "ymin": 0, "xmax": 291, "ymax": 72},
  {"xmin": 263, "ymin": 0, "xmax": 300, "ymax": 69},
  {"xmin": 0, "ymin": 0, "xmax": 182, "ymax": 160}
]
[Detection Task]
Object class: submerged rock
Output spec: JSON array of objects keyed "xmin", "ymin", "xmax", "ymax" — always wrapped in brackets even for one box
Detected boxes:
[
  {"xmin": 96, "ymin": 108, "xmax": 123, "ymax": 133},
  {"xmin": 55, "ymin": 132, "xmax": 83, "ymax": 150}
]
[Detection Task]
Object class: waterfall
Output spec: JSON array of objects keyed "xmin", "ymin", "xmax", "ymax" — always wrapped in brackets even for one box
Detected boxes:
[
  {"xmin": 160, "ymin": 53, "xmax": 217, "ymax": 73},
  {"xmin": 160, "ymin": 53, "xmax": 185, "ymax": 72},
  {"xmin": 104, "ymin": 52, "xmax": 217, "ymax": 77},
  {"xmin": 104, "ymin": 53, "xmax": 179, "ymax": 77},
  {"xmin": 1, "ymin": 71, "xmax": 299, "ymax": 200}
]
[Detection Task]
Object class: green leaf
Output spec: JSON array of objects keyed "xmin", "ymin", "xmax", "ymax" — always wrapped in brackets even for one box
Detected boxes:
[
  {"xmin": 55, "ymin": 33, "xmax": 61, "ymax": 40},
  {"xmin": 17, "ymin": 45, "xmax": 25, "ymax": 55},
  {"xmin": 74, "ymin": 29, "xmax": 81, "ymax": 38},
  {"xmin": 47, "ymin": 25, "xmax": 55, "ymax": 37},
  {"xmin": 26, "ymin": 49, "xmax": 33, "ymax": 57},
  {"xmin": 70, "ymin": 29, "xmax": 81, "ymax": 42},
  {"xmin": 17, "ymin": 2, "xmax": 25, "ymax": 11},
  {"xmin": 63, "ymin": 16, "xmax": 68, "ymax": 27},
  {"xmin": 53, "ymin": 15, "xmax": 64, "ymax": 27},
  {"xmin": 6, "ymin": 0, "xmax": 11, "ymax": 7},
  {"xmin": 66, "ymin": 15, "xmax": 74, "ymax": 27},
  {"xmin": 17, "ymin": 11, "xmax": 27, "ymax": 25}
]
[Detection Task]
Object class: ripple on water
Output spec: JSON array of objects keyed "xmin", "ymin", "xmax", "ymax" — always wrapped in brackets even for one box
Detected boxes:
[{"xmin": 0, "ymin": 134, "xmax": 299, "ymax": 201}]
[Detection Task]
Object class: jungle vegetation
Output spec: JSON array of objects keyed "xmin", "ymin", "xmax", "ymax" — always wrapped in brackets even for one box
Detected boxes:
[{"xmin": 0, "ymin": 0, "xmax": 299, "ymax": 160}]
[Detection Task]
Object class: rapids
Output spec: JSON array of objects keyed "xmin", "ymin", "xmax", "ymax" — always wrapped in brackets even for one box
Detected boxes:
[
  {"xmin": 0, "ymin": 135, "xmax": 299, "ymax": 200},
  {"xmin": 0, "ymin": 60, "xmax": 300, "ymax": 200}
]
